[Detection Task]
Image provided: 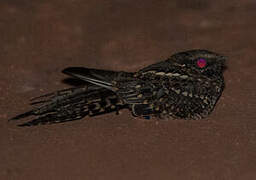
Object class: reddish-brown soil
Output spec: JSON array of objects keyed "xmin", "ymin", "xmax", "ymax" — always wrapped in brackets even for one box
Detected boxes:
[{"xmin": 1, "ymin": 0, "xmax": 256, "ymax": 179}]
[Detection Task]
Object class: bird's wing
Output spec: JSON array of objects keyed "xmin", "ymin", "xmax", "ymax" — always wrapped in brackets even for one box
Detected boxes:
[
  {"xmin": 138, "ymin": 60, "xmax": 172, "ymax": 73},
  {"xmin": 62, "ymin": 67, "xmax": 119, "ymax": 90},
  {"xmin": 116, "ymin": 80, "xmax": 155, "ymax": 104}
]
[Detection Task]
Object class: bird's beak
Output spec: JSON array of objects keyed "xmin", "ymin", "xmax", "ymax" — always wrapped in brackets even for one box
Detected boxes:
[
  {"xmin": 220, "ymin": 55, "xmax": 227, "ymax": 62},
  {"xmin": 219, "ymin": 55, "xmax": 228, "ymax": 70}
]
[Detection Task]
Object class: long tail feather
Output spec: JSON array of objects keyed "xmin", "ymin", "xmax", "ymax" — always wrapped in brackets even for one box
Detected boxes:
[
  {"xmin": 10, "ymin": 85, "xmax": 126, "ymax": 126},
  {"xmin": 10, "ymin": 110, "xmax": 34, "ymax": 121}
]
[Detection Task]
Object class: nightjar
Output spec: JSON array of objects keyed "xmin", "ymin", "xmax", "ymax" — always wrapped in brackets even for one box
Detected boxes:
[{"xmin": 11, "ymin": 49, "xmax": 226, "ymax": 126}]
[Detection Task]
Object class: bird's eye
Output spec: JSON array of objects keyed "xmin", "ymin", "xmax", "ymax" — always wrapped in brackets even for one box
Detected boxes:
[{"xmin": 197, "ymin": 58, "xmax": 207, "ymax": 68}]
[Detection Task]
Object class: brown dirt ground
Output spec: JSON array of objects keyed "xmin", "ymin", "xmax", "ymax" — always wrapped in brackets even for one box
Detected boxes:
[{"xmin": 0, "ymin": 0, "xmax": 256, "ymax": 179}]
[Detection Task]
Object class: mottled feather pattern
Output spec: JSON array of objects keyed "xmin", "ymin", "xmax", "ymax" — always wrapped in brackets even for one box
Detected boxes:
[{"xmin": 11, "ymin": 49, "xmax": 226, "ymax": 126}]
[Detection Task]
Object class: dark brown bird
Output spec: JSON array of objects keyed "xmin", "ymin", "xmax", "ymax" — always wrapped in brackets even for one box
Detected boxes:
[{"xmin": 10, "ymin": 49, "xmax": 227, "ymax": 126}]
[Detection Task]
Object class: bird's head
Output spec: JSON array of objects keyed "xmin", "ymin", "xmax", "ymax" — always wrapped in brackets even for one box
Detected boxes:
[{"xmin": 171, "ymin": 49, "xmax": 227, "ymax": 79}]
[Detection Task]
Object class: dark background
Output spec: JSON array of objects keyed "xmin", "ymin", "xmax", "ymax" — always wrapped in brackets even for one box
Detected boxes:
[{"xmin": 1, "ymin": 0, "xmax": 256, "ymax": 179}]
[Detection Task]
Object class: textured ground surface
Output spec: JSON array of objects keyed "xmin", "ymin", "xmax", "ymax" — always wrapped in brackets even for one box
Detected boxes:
[{"xmin": 1, "ymin": 0, "xmax": 256, "ymax": 179}]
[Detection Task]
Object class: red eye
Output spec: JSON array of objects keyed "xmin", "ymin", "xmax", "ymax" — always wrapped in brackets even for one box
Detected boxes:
[{"xmin": 197, "ymin": 58, "xmax": 207, "ymax": 68}]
